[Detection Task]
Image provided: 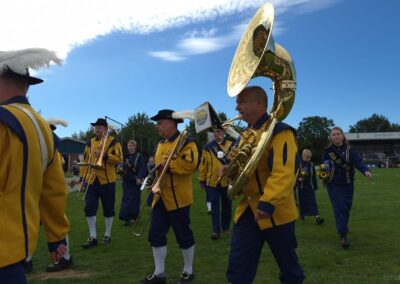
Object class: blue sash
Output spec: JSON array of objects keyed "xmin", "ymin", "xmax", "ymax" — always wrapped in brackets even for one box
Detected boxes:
[
  {"xmin": 208, "ymin": 140, "xmax": 231, "ymax": 165},
  {"xmin": 328, "ymin": 146, "xmax": 352, "ymax": 172}
]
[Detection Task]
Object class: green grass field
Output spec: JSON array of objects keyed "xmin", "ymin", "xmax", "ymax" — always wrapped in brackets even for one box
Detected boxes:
[{"xmin": 28, "ymin": 168, "xmax": 400, "ymax": 283}]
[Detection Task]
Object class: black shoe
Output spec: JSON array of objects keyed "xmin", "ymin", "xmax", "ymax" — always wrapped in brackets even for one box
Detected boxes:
[
  {"xmin": 340, "ymin": 234, "xmax": 350, "ymax": 249},
  {"xmin": 138, "ymin": 273, "xmax": 166, "ymax": 284},
  {"xmin": 207, "ymin": 210, "xmax": 211, "ymax": 215},
  {"xmin": 123, "ymin": 220, "xmax": 131, "ymax": 226},
  {"xmin": 102, "ymin": 236, "xmax": 111, "ymax": 245},
  {"xmin": 316, "ymin": 216, "xmax": 325, "ymax": 225},
  {"xmin": 21, "ymin": 260, "xmax": 33, "ymax": 273},
  {"xmin": 211, "ymin": 232, "xmax": 220, "ymax": 240},
  {"xmin": 46, "ymin": 257, "xmax": 73, "ymax": 272},
  {"xmin": 178, "ymin": 271, "xmax": 194, "ymax": 283},
  {"xmin": 82, "ymin": 237, "xmax": 98, "ymax": 249}
]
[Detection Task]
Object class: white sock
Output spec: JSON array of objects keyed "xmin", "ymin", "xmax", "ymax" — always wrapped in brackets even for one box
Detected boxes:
[
  {"xmin": 26, "ymin": 255, "xmax": 32, "ymax": 262},
  {"xmin": 105, "ymin": 217, "xmax": 113, "ymax": 237},
  {"xmin": 152, "ymin": 246, "xmax": 167, "ymax": 276},
  {"xmin": 181, "ymin": 245, "xmax": 194, "ymax": 274},
  {"xmin": 63, "ymin": 235, "xmax": 70, "ymax": 260},
  {"xmin": 207, "ymin": 202, "xmax": 211, "ymax": 211},
  {"xmin": 87, "ymin": 216, "xmax": 96, "ymax": 238}
]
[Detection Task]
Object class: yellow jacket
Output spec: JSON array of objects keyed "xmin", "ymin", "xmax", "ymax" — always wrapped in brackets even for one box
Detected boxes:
[
  {"xmin": 234, "ymin": 113, "xmax": 299, "ymax": 230},
  {"xmin": 198, "ymin": 139, "xmax": 233, "ymax": 188},
  {"xmin": 155, "ymin": 131, "xmax": 199, "ymax": 211},
  {"xmin": 0, "ymin": 96, "xmax": 69, "ymax": 268},
  {"xmin": 81, "ymin": 135, "xmax": 123, "ymax": 185}
]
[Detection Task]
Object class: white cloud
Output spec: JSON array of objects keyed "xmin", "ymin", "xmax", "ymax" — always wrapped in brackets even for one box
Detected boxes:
[
  {"xmin": 147, "ymin": 51, "xmax": 186, "ymax": 62},
  {"xmin": 1, "ymin": 0, "xmax": 338, "ymax": 61}
]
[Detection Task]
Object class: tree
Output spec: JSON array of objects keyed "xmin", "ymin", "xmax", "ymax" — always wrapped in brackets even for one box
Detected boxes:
[
  {"xmin": 71, "ymin": 127, "xmax": 94, "ymax": 142},
  {"xmin": 349, "ymin": 114, "xmax": 400, "ymax": 132},
  {"xmin": 297, "ymin": 116, "xmax": 335, "ymax": 163},
  {"xmin": 392, "ymin": 123, "xmax": 400, "ymax": 131},
  {"xmin": 187, "ymin": 111, "xmax": 230, "ymax": 150},
  {"xmin": 120, "ymin": 113, "xmax": 159, "ymax": 158}
]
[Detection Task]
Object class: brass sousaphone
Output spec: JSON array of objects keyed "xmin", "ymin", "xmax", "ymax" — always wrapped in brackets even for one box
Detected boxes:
[{"xmin": 221, "ymin": 3, "xmax": 297, "ymax": 199}]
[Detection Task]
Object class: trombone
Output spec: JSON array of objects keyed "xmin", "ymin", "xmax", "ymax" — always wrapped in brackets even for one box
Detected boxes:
[
  {"xmin": 132, "ymin": 129, "xmax": 189, "ymax": 237},
  {"xmin": 77, "ymin": 125, "xmax": 114, "ymax": 200}
]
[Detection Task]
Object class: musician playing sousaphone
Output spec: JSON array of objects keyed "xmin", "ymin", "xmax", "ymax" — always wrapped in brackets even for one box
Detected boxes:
[
  {"xmin": 222, "ymin": 3, "xmax": 304, "ymax": 284},
  {"xmin": 80, "ymin": 118, "xmax": 123, "ymax": 248},
  {"xmin": 138, "ymin": 109, "xmax": 199, "ymax": 284}
]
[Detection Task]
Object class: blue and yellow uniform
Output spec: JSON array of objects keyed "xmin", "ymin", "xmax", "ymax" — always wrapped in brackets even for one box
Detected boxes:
[
  {"xmin": 296, "ymin": 160, "xmax": 320, "ymax": 218},
  {"xmin": 82, "ymin": 135, "xmax": 123, "ymax": 218},
  {"xmin": 119, "ymin": 152, "xmax": 146, "ymax": 222},
  {"xmin": 322, "ymin": 144, "xmax": 369, "ymax": 235},
  {"xmin": 227, "ymin": 113, "xmax": 304, "ymax": 284},
  {"xmin": 198, "ymin": 139, "xmax": 233, "ymax": 236},
  {"xmin": 0, "ymin": 96, "xmax": 69, "ymax": 271},
  {"xmin": 148, "ymin": 131, "xmax": 199, "ymax": 249}
]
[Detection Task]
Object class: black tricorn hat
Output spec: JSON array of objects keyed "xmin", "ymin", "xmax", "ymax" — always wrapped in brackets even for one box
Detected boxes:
[
  {"xmin": 0, "ymin": 48, "xmax": 62, "ymax": 85},
  {"xmin": 2, "ymin": 67, "xmax": 43, "ymax": 85},
  {"xmin": 91, "ymin": 118, "xmax": 108, "ymax": 127},
  {"xmin": 150, "ymin": 109, "xmax": 184, "ymax": 123}
]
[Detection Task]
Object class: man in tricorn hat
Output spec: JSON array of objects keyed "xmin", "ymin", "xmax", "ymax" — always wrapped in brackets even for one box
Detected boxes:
[
  {"xmin": 80, "ymin": 118, "xmax": 123, "ymax": 248},
  {"xmin": 0, "ymin": 48, "xmax": 70, "ymax": 282},
  {"xmin": 139, "ymin": 109, "xmax": 199, "ymax": 284}
]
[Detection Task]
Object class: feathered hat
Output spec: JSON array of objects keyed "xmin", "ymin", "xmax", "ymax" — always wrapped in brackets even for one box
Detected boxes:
[
  {"xmin": 0, "ymin": 48, "xmax": 61, "ymax": 85},
  {"xmin": 47, "ymin": 118, "xmax": 68, "ymax": 131}
]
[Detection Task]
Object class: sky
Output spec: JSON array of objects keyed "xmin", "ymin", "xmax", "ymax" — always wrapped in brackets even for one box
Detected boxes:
[{"xmin": 2, "ymin": 0, "xmax": 399, "ymax": 138}]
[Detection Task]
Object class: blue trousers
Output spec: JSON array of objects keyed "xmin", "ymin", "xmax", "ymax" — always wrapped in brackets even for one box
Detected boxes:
[
  {"xmin": 0, "ymin": 262, "xmax": 26, "ymax": 284},
  {"xmin": 119, "ymin": 180, "xmax": 141, "ymax": 221},
  {"xmin": 206, "ymin": 187, "xmax": 211, "ymax": 203},
  {"xmin": 227, "ymin": 208, "xmax": 304, "ymax": 284},
  {"xmin": 208, "ymin": 185, "xmax": 232, "ymax": 234},
  {"xmin": 84, "ymin": 179, "xmax": 116, "ymax": 217},
  {"xmin": 327, "ymin": 183, "xmax": 354, "ymax": 234},
  {"xmin": 297, "ymin": 187, "xmax": 319, "ymax": 217},
  {"xmin": 148, "ymin": 200, "xmax": 195, "ymax": 249}
]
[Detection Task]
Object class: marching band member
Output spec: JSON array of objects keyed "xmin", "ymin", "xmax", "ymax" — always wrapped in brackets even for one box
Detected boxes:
[
  {"xmin": 225, "ymin": 86, "xmax": 304, "ymax": 284},
  {"xmin": 81, "ymin": 118, "xmax": 123, "ymax": 248},
  {"xmin": 146, "ymin": 156, "xmax": 156, "ymax": 176},
  {"xmin": 119, "ymin": 139, "xmax": 146, "ymax": 225},
  {"xmin": 72, "ymin": 160, "xmax": 80, "ymax": 176},
  {"xmin": 45, "ymin": 118, "xmax": 74, "ymax": 272},
  {"xmin": 198, "ymin": 127, "xmax": 233, "ymax": 240},
  {"xmin": 139, "ymin": 109, "xmax": 199, "ymax": 284},
  {"xmin": 296, "ymin": 149, "xmax": 324, "ymax": 224},
  {"xmin": 322, "ymin": 126, "xmax": 372, "ymax": 249},
  {"xmin": 0, "ymin": 48, "xmax": 70, "ymax": 282},
  {"xmin": 22, "ymin": 118, "xmax": 74, "ymax": 273}
]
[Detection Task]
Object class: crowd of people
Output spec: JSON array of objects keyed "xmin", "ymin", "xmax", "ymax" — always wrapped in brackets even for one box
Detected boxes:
[{"xmin": 0, "ymin": 49, "xmax": 375, "ymax": 284}]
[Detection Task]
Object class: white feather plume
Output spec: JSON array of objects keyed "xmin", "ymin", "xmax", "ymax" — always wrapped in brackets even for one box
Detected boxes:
[
  {"xmin": 172, "ymin": 110, "xmax": 195, "ymax": 120},
  {"xmin": 224, "ymin": 125, "xmax": 240, "ymax": 139},
  {"xmin": 0, "ymin": 48, "xmax": 61, "ymax": 75},
  {"xmin": 47, "ymin": 118, "xmax": 68, "ymax": 128}
]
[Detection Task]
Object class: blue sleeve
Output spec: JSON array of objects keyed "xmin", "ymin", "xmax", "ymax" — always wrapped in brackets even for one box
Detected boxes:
[
  {"xmin": 312, "ymin": 165, "xmax": 318, "ymax": 190},
  {"xmin": 48, "ymin": 238, "xmax": 67, "ymax": 252},
  {"xmin": 137, "ymin": 154, "xmax": 146, "ymax": 179},
  {"xmin": 349, "ymin": 147, "xmax": 369, "ymax": 174},
  {"xmin": 321, "ymin": 149, "xmax": 329, "ymax": 162}
]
